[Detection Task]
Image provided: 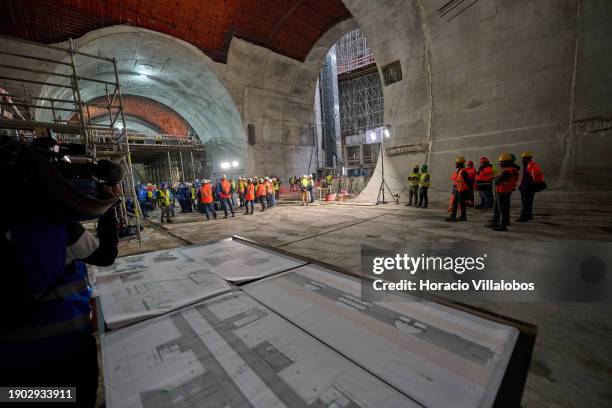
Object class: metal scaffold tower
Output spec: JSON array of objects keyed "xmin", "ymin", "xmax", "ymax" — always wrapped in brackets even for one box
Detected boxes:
[
  {"xmin": 0, "ymin": 35, "xmax": 142, "ymax": 246},
  {"xmin": 336, "ymin": 29, "xmax": 375, "ymax": 75},
  {"xmin": 338, "ymin": 71, "xmax": 384, "ymax": 139}
]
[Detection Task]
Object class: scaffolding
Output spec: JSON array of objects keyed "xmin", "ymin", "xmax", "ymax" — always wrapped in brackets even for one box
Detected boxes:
[
  {"xmin": 336, "ymin": 29, "xmax": 375, "ymax": 75},
  {"xmin": 0, "ymin": 35, "xmax": 142, "ymax": 246},
  {"xmin": 338, "ymin": 71, "xmax": 384, "ymax": 139}
]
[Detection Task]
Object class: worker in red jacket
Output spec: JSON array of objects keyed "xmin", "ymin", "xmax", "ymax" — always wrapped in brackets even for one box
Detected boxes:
[
  {"xmin": 218, "ymin": 175, "xmax": 235, "ymax": 218},
  {"xmin": 487, "ymin": 154, "xmax": 520, "ymax": 231},
  {"xmin": 464, "ymin": 160, "xmax": 477, "ymax": 207},
  {"xmin": 447, "ymin": 156, "xmax": 472, "ymax": 222},
  {"xmin": 244, "ymin": 178, "xmax": 255, "ymax": 215},
  {"xmin": 517, "ymin": 151, "xmax": 545, "ymax": 222},
  {"xmin": 199, "ymin": 179, "xmax": 217, "ymax": 221},
  {"xmin": 255, "ymin": 178, "xmax": 267, "ymax": 212},
  {"xmin": 475, "ymin": 157, "xmax": 494, "ymax": 209}
]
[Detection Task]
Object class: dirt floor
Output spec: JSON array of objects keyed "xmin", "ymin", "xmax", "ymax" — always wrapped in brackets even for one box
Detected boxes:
[{"xmin": 102, "ymin": 198, "xmax": 612, "ymax": 408}]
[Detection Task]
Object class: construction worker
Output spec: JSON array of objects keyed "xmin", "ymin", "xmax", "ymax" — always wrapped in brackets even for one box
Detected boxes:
[
  {"xmin": 446, "ymin": 156, "xmax": 471, "ymax": 222},
  {"xmin": 230, "ymin": 178, "xmax": 238, "ymax": 207},
  {"xmin": 299, "ymin": 175, "xmax": 309, "ymax": 205},
  {"xmin": 256, "ymin": 178, "xmax": 267, "ymax": 211},
  {"xmin": 238, "ymin": 177, "xmax": 246, "ymax": 207},
  {"xmin": 157, "ymin": 182, "xmax": 173, "ymax": 223},
  {"xmin": 475, "ymin": 157, "xmax": 495, "ymax": 209},
  {"xmin": 289, "ymin": 175, "xmax": 295, "ymax": 192},
  {"xmin": 190, "ymin": 183, "xmax": 197, "ymax": 211},
  {"xmin": 137, "ymin": 184, "xmax": 149, "ymax": 218},
  {"xmin": 199, "ymin": 179, "xmax": 217, "ymax": 221},
  {"xmin": 487, "ymin": 154, "xmax": 520, "ymax": 231},
  {"xmin": 244, "ymin": 178, "xmax": 255, "ymax": 215},
  {"xmin": 418, "ymin": 164, "xmax": 430, "ymax": 208},
  {"xmin": 272, "ymin": 177, "xmax": 280, "ymax": 200},
  {"xmin": 218, "ymin": 175, "xmax": 235, "ymax": 218},
  {"xmin": 405, "ymin": 165, "xmax": 420, "ymax": 206},
  {"xmin": 465, "ymin": 160, "xmax": 476, "ymax": 207},
  {"xmin": 308, "ymin": 175, "xmax": 316, "ymax": 203},
  {"xmin": 264, "ymin": 177, "xmax": 274, "ymax": 208},
  {"xmin": 517, "ymin": 152, "xmax": 545, "ymax": 222}
]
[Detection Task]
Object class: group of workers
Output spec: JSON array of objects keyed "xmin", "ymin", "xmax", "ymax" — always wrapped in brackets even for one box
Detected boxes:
[
  {"xmin": 405, "ymin": 164, "xmax": 431, "ymax": 208},
  {"xmin": 137, "ymin": 175, "xmax": 282, "ymax": 223},
  {"xmin": 445, "ymin": 152, "xmax": 545, "ymax": 231},
  {"xmin": 406, "ymin": 152, "xmax": 545, "ymax": 231}
]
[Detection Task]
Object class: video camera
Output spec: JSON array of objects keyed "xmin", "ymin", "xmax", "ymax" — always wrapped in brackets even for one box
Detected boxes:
[{"xmin": 0, "ymin": 129, "xmax": 123, "ymax": 220}]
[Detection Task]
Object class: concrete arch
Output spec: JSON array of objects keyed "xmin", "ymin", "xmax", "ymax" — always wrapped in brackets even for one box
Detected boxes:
[{"xmin": 39, "ymin": 25, "xmax": 247, "ymax": 176}]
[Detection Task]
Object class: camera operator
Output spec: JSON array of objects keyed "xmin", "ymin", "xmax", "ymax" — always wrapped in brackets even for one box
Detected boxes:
[{"xmin": 0, "ymin": 140, "xmax": 124, "ymax": 407}]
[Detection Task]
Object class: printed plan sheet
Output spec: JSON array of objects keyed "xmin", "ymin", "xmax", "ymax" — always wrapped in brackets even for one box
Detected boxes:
[
  {"xmin": 97, "ymin": 240, "xmax": 521, "ymax": 407},
  {"xmin": 176, "ymin": 239, "xmax": 307, "ymax": 283},
  {"xmin": 243, "ymin": 264, "xmax": 519, "ymax": 408},
  {"xmin": 102, "ymin": 292, "xmax": 418, "ymax": 408},
  {"xmin": 91, "ymin": 239, "xmax": 306, "ymax": 328}
]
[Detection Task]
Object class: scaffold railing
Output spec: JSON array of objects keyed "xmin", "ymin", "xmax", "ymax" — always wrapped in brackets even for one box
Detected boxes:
[{"xmin": 0, "ymin": 34, "xmax": 142, "ymax": 246}]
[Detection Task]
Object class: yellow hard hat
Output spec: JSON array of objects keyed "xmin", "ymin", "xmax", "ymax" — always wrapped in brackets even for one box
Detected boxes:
[
  {"xmin": 498, "ymin": 153, "xmax": 513, "ymax": 162},
  {"xmin": 521, "ymin": 151, "xmax": 533, "ymax": 158},
  {"xmin": 455, "ymin": 156, "xmax": 466, "ymax": 164}
]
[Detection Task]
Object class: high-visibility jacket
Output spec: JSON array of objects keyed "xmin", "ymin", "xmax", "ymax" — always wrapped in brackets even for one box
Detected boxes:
[
  {"xmin": 476, "ymin": 165, "xmax": 494, "ymax": 184},
  {"xmin": 408, "ymin": 172, "xmax": 420, "ymax": 186},
  {"xmin": 326, "ymin": 175, "xmax": 333, "ymax": 183},
  {"xmin": 4, "ymin": 222, "xmax": 93, "ymax": 366},
  {"xmin": 465, "ymin": 167, "xmax": 476, "ymax": 183},
  {"xmin": 219, "ymin": 180, "xmax": 231, "ymax": 199},
  {"xmin": 256, "ymin": 183, "xmax": 267, "ymax": 197},
  {"xmin": 265, "ymin": 181, "xmax": 274, "ymax": 194},
  {"xmin": 496, "ymin": 167, "xmax": 520, "ymax": 193},
  {"xmin": 272, "ymin": 180, "xmax": 279, "ymax": 191},
  {"xmin": 190, "ymin": 187, "xmax": 196, "ymax": 200},
  {"xmin": 230, "ymin": 180, "xmax": 237, "ymax": 193},
  {"xmin": 452, "ymin": 169, "xmax": 470, "ymax": 192},
  {"xmin": 157, "ymin": 189, "xmax": 171, "ymax": 206},
  {"xmin": 200, "ymin": 183, "xmax": 213, "ymax": 204},
  {"xmin": 419, "ymin": 172, "xmax": 431, "ymax": 188},
  {"xmin": 527, "ymin": 161, "xmax": 544, "ymax": 183},
  {"xmin": 300, "ymin": 178, "xmax": 309, "ymax": 189},
  {"xmin": 238, "ymin": 180, "xmax": 246, "ymax": 194},
  {"xmin": 245, "ymin": 183, "xmax": 255, "ymax": 200}
]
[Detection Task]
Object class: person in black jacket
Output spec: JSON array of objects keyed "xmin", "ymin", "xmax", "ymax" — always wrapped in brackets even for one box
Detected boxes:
[{"xmin": 0, "ymin": 147, "xmax": 122, "ymax": 408}]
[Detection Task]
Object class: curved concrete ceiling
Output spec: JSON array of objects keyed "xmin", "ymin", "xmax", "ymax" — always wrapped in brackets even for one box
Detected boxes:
[
  {"xmin": 38, "ymin": 26, "xmax": 247, "ymax": 171},
  {"xmin": 0, "ymin": 0, "xmax": 351, "ymax": 63},
  {"xmin": 85, "ymin": 94, "xmax": 194, "ymax": 136}
]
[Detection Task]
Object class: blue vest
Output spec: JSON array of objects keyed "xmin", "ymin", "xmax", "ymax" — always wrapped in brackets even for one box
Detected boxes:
[
  {"xmin": 138, "ymin": 188, "xmax": 148, "ymax": 202},
  {"xmin": 1, "ymin": 222, "xmax": 92, "ymax": 367}
]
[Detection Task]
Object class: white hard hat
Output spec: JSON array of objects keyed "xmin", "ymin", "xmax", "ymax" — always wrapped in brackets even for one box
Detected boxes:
[{"xmin": 221, "ymin": 174, "xmax": 227, "ymax": 179}]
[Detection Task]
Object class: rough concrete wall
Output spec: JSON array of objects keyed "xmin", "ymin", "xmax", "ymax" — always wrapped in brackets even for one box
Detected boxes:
[
  {"xmin": 219, "ymin": 19, "xmax": 358, "ymax": 181},
  {"xmin": 344, "ymin": 0, "xmax": 612, "ymax": 202}
]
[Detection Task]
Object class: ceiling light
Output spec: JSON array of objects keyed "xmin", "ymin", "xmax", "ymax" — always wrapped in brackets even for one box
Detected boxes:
[
  {"xmin": 220, "ymin": 162, "xmax": 230, "ymax": 169},
  {"xmin": 231, "ymin": 160, "xmax": 239, "ymax": 168}
]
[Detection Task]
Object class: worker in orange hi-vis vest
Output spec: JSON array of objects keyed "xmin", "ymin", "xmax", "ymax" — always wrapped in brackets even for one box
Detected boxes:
[
  {"xmin": 199, "ymin": 179, "xmax": 217, "ymax": 221},
  {"xmin": 475, "ymin": 157, "xmax": 495, "ymax": 209},
  {"xmin": 218, "ymin": 174, "xmax": 235, "ymax": 218},
  {"xmin": 256, "ymin": 178, "xmax": 267, "ymax": 211},
  {"xmin": 517, "ymin": 151, "xmax": 546, "ymax": 222},
  {"xmin": 244, "ymin": 178, "xmax": 256, "ymax": 215},
  {"xmin": 446, "ymin": 156, "xmax": 472, "ymax": 222},
  {"xmin": 487, "ymin": 154, "xmax": 520, "ymax": 231}
]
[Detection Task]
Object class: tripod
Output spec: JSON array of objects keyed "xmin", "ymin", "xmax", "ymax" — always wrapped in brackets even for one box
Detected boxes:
[{"xmin": 375, "ymin": 128, "xmax": 399, "ymax": 205}]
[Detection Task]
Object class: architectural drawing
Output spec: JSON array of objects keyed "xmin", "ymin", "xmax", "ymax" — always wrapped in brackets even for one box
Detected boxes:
[
  {"xmin": 243, "ymin": 265, "xmax": 519, "ymax": 408},
  {"xmin": 102, "ymin": 292, "xmax": 418, "ymax": 408},
  {"xmin": 177, "ymin": 239, "xmax": 306, "ymax": 283},
  {"xmin": 96, "ymin": 267, "xmax": 233, "ymax": 329}
]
